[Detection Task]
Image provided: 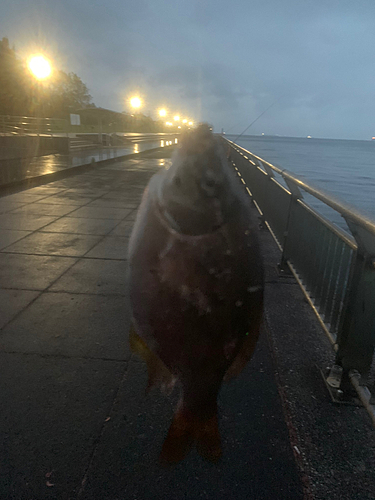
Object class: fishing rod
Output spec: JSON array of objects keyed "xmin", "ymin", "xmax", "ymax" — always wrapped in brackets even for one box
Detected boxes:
[{"xmin": 232, "ymin": 101, "xmax": 277, "ymax": 142}]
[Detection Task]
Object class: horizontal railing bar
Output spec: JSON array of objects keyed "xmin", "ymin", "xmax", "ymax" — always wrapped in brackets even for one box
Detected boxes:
[
  {"xmin": 226, "ymin": 139, "xmax": 375, "ymax": 240},
  {"xmin": 297, "ymin": 200, "xmax": 357, "ymax": 250},
  {"xmin": 270, "ymin": 177, "xmax": 291, "ymax": 196},
  {"xmin": 0, "ymin": 115, "xmax": 66, "ymax": 122}
]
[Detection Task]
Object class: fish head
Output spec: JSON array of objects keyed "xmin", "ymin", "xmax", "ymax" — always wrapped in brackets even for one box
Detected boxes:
[{"xmin": 157, "ymin": 125, "xmax": 235, "ymax": 234}]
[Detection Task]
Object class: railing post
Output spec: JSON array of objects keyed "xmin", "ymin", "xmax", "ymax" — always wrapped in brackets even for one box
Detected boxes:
[
  {"xmin": 335, "ymin": 221, "xmax": 375, "ymax": 377},
  {"xmin": 278, "ymin": 178, "xmax": 303, "ymax": 274}
]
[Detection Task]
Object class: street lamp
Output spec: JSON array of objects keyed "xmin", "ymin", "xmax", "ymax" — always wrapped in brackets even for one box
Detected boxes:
[
  {"xmin": 158, "ymin": 108, "xmax": 167, "ymax": 117},
  {"xmin": 173, "ymin": 115, "xmax": 180, "ymax": 122},
  {"xmin": 130, "ymin": 96, "xmax": 142, "ymax": 109},
  {"xmin": 28, "ymin": 55, "xmax": 52, "ymax": 80},
  {"xmin": 129, "ymin": 96, "xmax": 142, "ymax": 131}
]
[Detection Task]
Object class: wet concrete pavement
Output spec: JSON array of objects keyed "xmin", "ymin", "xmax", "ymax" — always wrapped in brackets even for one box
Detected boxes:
[
  {"xmin": 0, "ymin": 155, "xmax": 304, "ymax": 499},
  {"xmin": 1, "ymin": 153, "xmax": 375, "ymax": 499},
  {"xmin": 0, "ymin": 141, "xmax": 163, "ymax": 189}
]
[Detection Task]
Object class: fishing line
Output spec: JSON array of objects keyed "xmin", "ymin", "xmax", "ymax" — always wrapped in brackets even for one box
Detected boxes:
[{"xmin": 232, "ymin": 101, "xmax": 278, "ymax": 142}]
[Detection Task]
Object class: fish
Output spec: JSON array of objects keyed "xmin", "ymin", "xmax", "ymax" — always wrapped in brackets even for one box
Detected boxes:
[{"xmin": 128, "ymin": 124, "xmax": 264, "ymax": 464}]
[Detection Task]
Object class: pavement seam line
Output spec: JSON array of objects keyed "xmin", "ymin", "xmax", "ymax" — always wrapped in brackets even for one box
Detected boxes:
[
  {"xmin": 0, "ymin": 250, "xmax": 128, "ymax": 260},
  {"xmin": 0, "ymin": 191, "xmax": 63, "ymax": 205},
  {"xmin": 0, "ymin": 289, "xmax": 44, "ymax": 333},
  {"xmin": 0, "ymin": 286, "xmax": 128, "ymax": 296},
  {"xmin": 0, "ymin": 254, "xmax": 79, "ymax": 332},
  {"xmin": 0, "ymin": 182, "xmax": 136, "ymax": 252},
  {"xmin": 0, "ymin": 196, "xmax": 106, "ymax": 252},
  {"xmin": 76, "ymin": 357, "xmax": 133, "ymax": 499},
  {"xmin": 36, "ymin": 195, "xmax": 137, "ymax": 294},
  {"xmin": 77, "ymin": 208, "xmax": 137, "ymax": 259},
  {"xmin": 0, "ymin": 349, "xmax": 129, "ymax": 362}
]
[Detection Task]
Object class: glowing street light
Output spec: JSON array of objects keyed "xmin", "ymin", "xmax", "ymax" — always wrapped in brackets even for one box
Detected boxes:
[
  {"xmin": 28, "ymin": 55, "xmax": 52, "ymax": 80},
  {"xmin": 165, "ymin": 121, "xmax": 172, "ymax": 126},
  {"xmin": 130, "ymin": 96, "xmax": 142, "ymax": 109},
  {"xmin": 188, "ymin": 121, "xmax": 193, "ymax": 126},
  {"xmin": 158, "ymin": 108, "xmax": 167, "ymax": 117},
  {"xmin": 173, "ymin": 115, "xmax": 180, "ymax": 122},
  {"xmin": 182, "ymin": 119, "xmax": 187, "ymax": 124}
]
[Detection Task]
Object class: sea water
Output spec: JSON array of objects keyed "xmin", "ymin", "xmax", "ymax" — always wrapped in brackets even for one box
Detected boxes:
[{"xmin": 229, "ymin": 135, "xmax": 375, "ymax": 231}]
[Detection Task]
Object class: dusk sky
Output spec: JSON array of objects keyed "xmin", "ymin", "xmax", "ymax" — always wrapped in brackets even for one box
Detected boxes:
[{"xmin": 2, "ymin": 0, "xmax": 375, "ymax": 139}]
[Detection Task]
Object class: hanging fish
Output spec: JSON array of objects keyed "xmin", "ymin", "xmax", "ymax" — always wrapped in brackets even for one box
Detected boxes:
[{"xmin": 128, "ymin": 125, "xmax": 264, "ymax": 463}]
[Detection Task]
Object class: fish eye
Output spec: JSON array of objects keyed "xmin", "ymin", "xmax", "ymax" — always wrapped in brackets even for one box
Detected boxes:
[
  {"xmin": 205, "ymin": 177, "xmax": 215, "ymax": 188},
  {"xmin": 200, "ymin": 172, "xmax": 218, "ymax": 195}
]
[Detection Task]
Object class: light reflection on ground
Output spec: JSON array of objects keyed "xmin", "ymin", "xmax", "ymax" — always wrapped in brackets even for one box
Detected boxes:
[{"xmin": 0, "ymin": 141, "xmax": 174, "ymax": 186}]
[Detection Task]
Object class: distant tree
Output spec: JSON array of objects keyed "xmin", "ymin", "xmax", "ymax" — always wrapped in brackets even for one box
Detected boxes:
[
  {"xmin": 0, "ymin": 37, "xmax": 31, "ymax": 116},
  {"xmin": 45, "ymin": 70, "xmax": 95, "ymax": 118},
  {"xmin": 0, "ymin": 36, "xmax": 95, "ymax": 118}
]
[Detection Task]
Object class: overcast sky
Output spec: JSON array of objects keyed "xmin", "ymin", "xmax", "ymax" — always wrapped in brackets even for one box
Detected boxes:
[{"xmin": 2, "ymin": 0, "xmax": 375, "ymax": 139}]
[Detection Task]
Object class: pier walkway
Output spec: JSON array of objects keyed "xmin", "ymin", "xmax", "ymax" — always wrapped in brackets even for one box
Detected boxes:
[{"xmin": 0, "ymin": 151, "xmax": 374, "ymax": 499}]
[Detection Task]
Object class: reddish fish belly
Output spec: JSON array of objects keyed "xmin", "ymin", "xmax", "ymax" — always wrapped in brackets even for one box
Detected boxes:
[{"xmin": 129, "ymin": 193, "xmax": 263, "ymax": 462}]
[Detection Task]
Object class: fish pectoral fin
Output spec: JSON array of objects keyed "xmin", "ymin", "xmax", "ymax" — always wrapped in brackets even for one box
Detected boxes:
[
  {"xmin": 129, "ymin": 324, "xmax": 175, "ymax": 394},
  {"xmin": 129, "ymin": 323, "xmax": 151, "ymax": 361}
]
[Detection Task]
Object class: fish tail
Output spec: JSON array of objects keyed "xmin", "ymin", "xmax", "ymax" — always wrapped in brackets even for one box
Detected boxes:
[
  {"xmin": 160, "ymin": 406, "xmax": 222, "ymax": 464},
  {"xmin": 159, "ymin": 409, "xmax": 195, "ymax": 465},
  {"xmin": 194, "ymin": 413, "xmax": 222, "ymax": 463}
]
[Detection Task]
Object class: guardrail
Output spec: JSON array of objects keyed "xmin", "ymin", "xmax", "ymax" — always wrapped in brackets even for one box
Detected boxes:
[
  {"xmin": 0, "ymin": 115, "xmax": 68, "ymax": 135},
  {"xmin": 223, "ymin": 137, "xmax": 375, "ymax": 420}
]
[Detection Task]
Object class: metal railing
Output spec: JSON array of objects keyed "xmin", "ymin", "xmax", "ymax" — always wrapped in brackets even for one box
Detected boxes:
[
  {"xmin": 0, "ymin": 115, "xmax": 68, "ymax": 136},
  {"xmin": 223, "ymin": 137, "xmax": 375, "ymax": 419}
]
